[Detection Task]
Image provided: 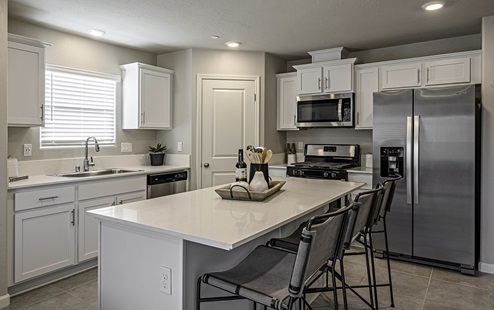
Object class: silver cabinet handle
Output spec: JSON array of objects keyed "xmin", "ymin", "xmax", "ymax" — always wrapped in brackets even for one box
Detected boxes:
[
  {"xmin": 406, "ymin": 116, "xmax": 412, "ymax": 204},
  {"xmin": 414, "ymin": 115, "xmax": 420, "ymax": 204},
  {"xmin": 203, "ymin": 162, "xmax": 210, "ymax": 168},
  {"xmin": 70, "ymin": 209, "xmax": 75, "ymax": 226},
  {"xmin": 426, "ymin": 67, "xmax": 430, "ymax": 83},
  {"xmin": 318, "ymin": 78, "xmax": 321, "ymax": 90},
  {"xmin": 325, "ymin": 77, "xmax": 328, "ymax": 90},
  {"xmin": 356, "ymin": 112, "xmax": 360, "ymax": 125},
  {"xmin": 141, "ymin": 111, "xmax": 145, "ymax": 124},
  {"xmin": 38, "ymin": 196, "xmax": 59, "ymax": 201},
  {"xmin": 418, "ymin": 69, "xmax": 421, "ymax": 84},
  {"xmin": 293, "ymin": 114, "xmax": 296, "ymax": 126},
  {"xmin": 40, "ymin": 104, "xmax": 44, "ymax": 121},
  {"xmin": 111, "ymin": 201, "xmax": 116, "ymax": 206}
]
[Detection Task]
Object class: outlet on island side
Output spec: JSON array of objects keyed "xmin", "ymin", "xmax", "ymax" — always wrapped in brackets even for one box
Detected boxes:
[{"xmin": 160, "ymin": 266, "xmax": 172, "ymax": 295}]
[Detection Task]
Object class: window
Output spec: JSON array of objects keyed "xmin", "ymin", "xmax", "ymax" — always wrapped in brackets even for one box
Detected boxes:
[{"xmin": 41, "ymin": 65, "xmax": 119, "ymax": 148}]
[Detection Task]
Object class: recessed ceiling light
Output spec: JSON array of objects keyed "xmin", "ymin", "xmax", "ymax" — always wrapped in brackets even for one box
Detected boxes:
[
  {"xmin": 89, "ymin": 29, "xmax": 105, "ymax": 37},
  {"xmin": 226, "ymin": 41, "xmax": 241, "ymax": 48},
  {"xmin": 211, "ymin": 35, "xmax": 220, "ymax": 39},
  {"xmin": 422, "ymin": 1, "xmax": 445, "ymax": 11}
]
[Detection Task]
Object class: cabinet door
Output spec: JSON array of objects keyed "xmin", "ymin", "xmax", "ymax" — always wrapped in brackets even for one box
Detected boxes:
[
  {"xmin": 116, "ymin": 190, "xmax": 146, "ymax": 205},
  {"xmin": 277, "ymin": 73, "xmax": 298, "ymax": 130},
  {"xmin": 139, "ymin": 68, "xmax": 172, "ymax": 129},
  {"xmin": 296, "ymin": 67, "xmax": 323, "ymax": 94},
  {"xmin": 15, "ymin": 204, "xmax": 75, "ymax": 282},
  {"xmin": 8, "ymin": 41, "xmax": 45, "ymax": 127},
  {"xmin": 380, "ymin": 63, "xmax": 421, "ymax": 90},
  {"xmin": 355, "ymin": 67, "xmax": 379, "ymax": 129},
  {"xmin": 324, "ymin": 63, "xmax": 353, "ymax": 93},
  {"xmin": 78, "ymin": 196, "xmax": 116, "ymax": 262},
  {"xmin": 424, "ymin": 57, "xmax": 471, "ymax": 86}
]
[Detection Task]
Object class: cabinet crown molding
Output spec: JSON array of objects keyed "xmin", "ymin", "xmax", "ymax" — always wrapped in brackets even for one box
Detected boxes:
[{"xmin": 8, "ymin": 33, "xmax": 52, "ymax": 48}]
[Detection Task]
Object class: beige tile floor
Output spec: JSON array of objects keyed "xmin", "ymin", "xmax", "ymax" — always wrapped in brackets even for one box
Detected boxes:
[{"xmin": 4, "ymin": 257, "xmax": 494, "ymax": 310}]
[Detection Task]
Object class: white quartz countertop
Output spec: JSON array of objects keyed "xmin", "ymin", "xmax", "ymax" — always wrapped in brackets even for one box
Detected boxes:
[
  {"xmin": 8, "ymin": 165, "xmax": 190, "ymax": 190},
  {"xmin": 347, "ymin": 166, "xmax": 373, "ymax": 174},
  {"xmin": 88, "ymin": 177, "xmax": 364, "ymax": 250}
]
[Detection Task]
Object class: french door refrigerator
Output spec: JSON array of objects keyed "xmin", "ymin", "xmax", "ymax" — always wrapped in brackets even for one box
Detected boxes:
[{"xmin": 372, "ymin": 84, "xmax": 480, "ymax": 274}]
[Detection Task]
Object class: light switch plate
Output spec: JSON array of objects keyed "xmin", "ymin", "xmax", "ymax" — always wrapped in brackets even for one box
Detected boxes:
[
  {"xmin": 298, "ymin": 142, "xmax": 303, "ymax": 150},
  {"xmin": 177, "ymin": 142, "xmax": 183, "ymax": 152}
]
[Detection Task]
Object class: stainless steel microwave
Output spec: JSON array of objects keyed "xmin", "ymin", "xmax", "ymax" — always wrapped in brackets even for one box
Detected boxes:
[{"xmin": 296, "ymin": 93, "xmax": 354, "ymax": 128}]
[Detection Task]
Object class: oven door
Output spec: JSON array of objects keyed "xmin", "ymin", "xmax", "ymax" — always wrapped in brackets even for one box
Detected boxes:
[{"xmin": 296, "ymin": 93, "xmax": 354, "ymax": 127}]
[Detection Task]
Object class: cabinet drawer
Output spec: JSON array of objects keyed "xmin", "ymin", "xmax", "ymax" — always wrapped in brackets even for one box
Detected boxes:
[
  {"xmin": 78, "ymin": 176, "xmax": 146, "ymax": 200},
  {"xmin": 15, "ymin": 186, "xmax": 75, "ymax": 211}
]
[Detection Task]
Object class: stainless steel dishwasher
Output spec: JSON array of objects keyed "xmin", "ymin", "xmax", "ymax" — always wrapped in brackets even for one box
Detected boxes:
[{"xmin": 147, "ymin": 170, "xmax": 188, "ymax": 199}]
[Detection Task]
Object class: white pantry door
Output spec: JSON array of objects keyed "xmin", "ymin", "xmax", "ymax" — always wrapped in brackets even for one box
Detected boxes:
[{"xmin": 200, "ymin": 76, "xmax": 259, "ymax": 188}]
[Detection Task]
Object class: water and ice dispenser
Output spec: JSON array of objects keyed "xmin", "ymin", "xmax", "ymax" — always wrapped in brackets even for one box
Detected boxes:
[{"xmin": 380, "ymin": 147, "xmax": 404, "ymax": 177}]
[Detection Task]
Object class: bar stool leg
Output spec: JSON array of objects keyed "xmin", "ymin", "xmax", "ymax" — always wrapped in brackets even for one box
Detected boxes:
[
  {"xmin": 363, "ymin": 233, "xmax": 375, "ymax": 310},
  {"xmin": 368, "ymin": 231, "xmax": 379, "ymax": 310}
]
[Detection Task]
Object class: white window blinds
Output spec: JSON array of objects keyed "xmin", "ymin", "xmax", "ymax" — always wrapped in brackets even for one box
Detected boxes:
[{"xmin": 41, "ymin": 66, "xmax": 119, "ymax": 148}]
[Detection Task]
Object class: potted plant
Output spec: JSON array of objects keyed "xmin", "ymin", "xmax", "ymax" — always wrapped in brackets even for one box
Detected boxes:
[{"xmin": 148, "ymin": 143, "xmax": 167, "ymax": 166}]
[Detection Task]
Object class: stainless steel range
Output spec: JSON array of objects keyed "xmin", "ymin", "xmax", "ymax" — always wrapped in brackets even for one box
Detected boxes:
[{"xmin": 287, "ymin": 144, "xmax": 360, "ymax": 180}]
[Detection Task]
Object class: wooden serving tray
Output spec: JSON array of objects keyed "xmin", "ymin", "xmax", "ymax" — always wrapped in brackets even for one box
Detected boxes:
[{"xmin": 215, "ymin": 181, "xmax": 286, "ymax": 201}]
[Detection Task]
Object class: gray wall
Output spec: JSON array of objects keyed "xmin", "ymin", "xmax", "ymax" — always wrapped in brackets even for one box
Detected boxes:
[
  {"xmin": 0, "ymin": 0, "xmax": 8, "ymax": 303},
  {"xmin": 481, "ymin": 16, "xmax": 494, "ymax": 269},
  {"xmin": 7, "ymin": 19, "xmax": 159, "ymax": 161},
  {"xmin": 158, "ymin": 49, "xmax": 287, "ymax": 189}
]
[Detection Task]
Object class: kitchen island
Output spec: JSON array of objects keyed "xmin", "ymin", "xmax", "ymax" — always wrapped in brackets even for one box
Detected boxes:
[{"xmin": 88, "ymin": 177, "xmax": 364, "ymax": 310}]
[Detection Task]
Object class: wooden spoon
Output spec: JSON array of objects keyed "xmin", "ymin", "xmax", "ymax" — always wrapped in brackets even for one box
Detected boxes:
[
  {"xmin": 264, "ymin": 150, "xmax": 273, "ymax": 163},
  {"xmin": 245, "ymin": 150, "xmax": 256, "ymax": 163}
]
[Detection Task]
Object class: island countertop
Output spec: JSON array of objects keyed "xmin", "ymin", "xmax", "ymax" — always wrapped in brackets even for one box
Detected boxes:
[{"xmin": 88, "ymin": 177, "xmax": 364, "ymax": 250}]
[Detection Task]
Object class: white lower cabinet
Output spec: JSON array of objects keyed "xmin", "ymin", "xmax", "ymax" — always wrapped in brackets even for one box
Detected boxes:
[
  {"xmin": 14, "ymin": 203, "xmax": 75, "ymax": 282},
  {"xmin": 77, "ymin": 176, "xmax": 146, "ymax": 262},
  {"xmin": 13, "ymin": 175, "xmax": 147, "ymax": 283}
]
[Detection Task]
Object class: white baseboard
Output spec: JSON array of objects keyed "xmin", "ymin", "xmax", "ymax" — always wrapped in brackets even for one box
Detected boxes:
[
  {"xmin": 479, "ymin": 261, "xmax": 494, "ymax": 274},
  {"xmin": 0, "ymin": 293, "xmax": 10, "ymax": 308}
]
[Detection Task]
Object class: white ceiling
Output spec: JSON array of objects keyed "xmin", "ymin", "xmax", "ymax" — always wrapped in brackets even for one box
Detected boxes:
[{"xmin": 8, "ymin": 0, "xmax": 494, "ymax": 60}]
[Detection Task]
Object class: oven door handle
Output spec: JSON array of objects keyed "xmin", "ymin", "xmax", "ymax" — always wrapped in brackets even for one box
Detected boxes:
[{"xmin": 338, "ymin": 99, "xmax": 343, "ymax": 122}]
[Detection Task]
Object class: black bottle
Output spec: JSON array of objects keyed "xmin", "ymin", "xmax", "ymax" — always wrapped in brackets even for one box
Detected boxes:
[{"xmin": 235, "ymin": 149, "xmax": 247, "ymax": 182}]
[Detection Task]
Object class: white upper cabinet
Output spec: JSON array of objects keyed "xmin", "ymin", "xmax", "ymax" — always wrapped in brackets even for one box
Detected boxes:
[
  {"xmin": 323, "ymin": 63, "xmax": 353, "ymax": 93},
  {"xmin": 424, "ymin": 57, "xmax": 471, "ymax": 86},
  {"xmin": 380, "ymin": 51, "xmax": 480, "ymax": 90},
  {"xmin": 7, "ymin": 34, "xmax": 51, "ymax": 127},
  {"xmin": 380, "ymin": 62, "xmax": 422, "ymax": 90},
  {"xmin": 353, "ymin": 50, "xmax": 481, "ymax": 130},
  {"xmin": 276, "ymin": 72, "xmax": 298, "ymax": 131},
  {"xmin": 294, "ymin": 58, "xmax": 357, "ymax": 95},
  {"xmin": 355, "ymin": 66, "xmax": 379, "ymax": 130},
  {"xmin": 121, "ymin": 62, "xmax": 174, "ymax": 130}
]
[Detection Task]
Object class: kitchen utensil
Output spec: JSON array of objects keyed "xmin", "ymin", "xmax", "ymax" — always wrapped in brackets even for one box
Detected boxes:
[
  {"xmin": 261, "ymin": 148, "xmax": 267, "ymax": 163},
  {"xmin": 245, "ymin": 150, "xmax": 256, "ymax": 163},
  {"xmin": 246, "ymin": 145, "xmax": 254, "ymax": 152},
  {"xmin": 264, "ymin": 150, "xmax": 273, "ymax": 163}
]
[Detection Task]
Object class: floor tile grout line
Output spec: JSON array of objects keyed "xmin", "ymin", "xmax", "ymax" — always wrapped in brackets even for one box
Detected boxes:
[
  {"xmin": 420, "ymin": 267, "xmax": 433, "ymax": 310},
  {"xmin": 11, "ymin": 290, "xmax": 66, "ymax": 310}
]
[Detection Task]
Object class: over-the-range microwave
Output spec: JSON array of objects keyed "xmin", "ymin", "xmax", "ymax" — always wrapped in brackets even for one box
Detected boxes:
[{"xmin": 296, "ymin": 93, "xmax": 354, "ymax": 128}]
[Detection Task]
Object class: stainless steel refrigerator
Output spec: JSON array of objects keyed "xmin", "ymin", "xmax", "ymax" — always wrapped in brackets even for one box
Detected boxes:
[{"xmin": 372, "ymin": 84, "xmax": 480, "ymax": 274}]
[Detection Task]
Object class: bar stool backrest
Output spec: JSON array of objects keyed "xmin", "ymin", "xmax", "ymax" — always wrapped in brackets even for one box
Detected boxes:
[
  {"xmin": 288, "ymin": 203, "xmax": 356, "ymax": 298},
  {"xmin": 379, "ymin": 175, "xmax": 402, "ymax": 219},
  {"xmin": 344, "ymin": 185, "xmax": 383, "ymax": 248}
]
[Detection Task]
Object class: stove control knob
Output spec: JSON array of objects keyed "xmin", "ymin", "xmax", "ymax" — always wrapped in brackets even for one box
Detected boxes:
[
  {"xmin": 299, "ymin": 170, "xmax": 304, "ymax": 176},
  {"xmin": 331, "ymin": 172, "xmax": 337, "ymax": 178},
  {"xmin": 323, "ymin": 171, "xmax": 329, "ymax": 178}
]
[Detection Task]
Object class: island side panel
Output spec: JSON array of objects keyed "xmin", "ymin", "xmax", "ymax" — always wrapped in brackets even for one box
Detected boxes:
[{"xmin": 98, "ymin": 221, "xmax": 184, "ymax": 310}]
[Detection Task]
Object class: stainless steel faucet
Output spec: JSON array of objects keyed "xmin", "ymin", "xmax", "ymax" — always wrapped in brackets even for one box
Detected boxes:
[{"xmin": 83, "ymin": 137, "xmax": 100, "ymax": 171}]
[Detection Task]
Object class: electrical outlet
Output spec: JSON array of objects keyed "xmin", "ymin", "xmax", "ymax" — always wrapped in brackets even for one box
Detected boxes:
[
  {"xmin": 298, "ymin": 142, "xmax": 303, "ymax": 150},
  {"xmin": 23, "ymin": 144, "xmax": 32, "ymax": 157},
  {"xmin": 160, "ymin": 266, "xmax": 172, "ymax": 295},
  {"xmin": 121, "ymin": 143, "xmax": 133, "ymax": 152},
  {"xmin": 177, "ymin": 141, "xmax": 183, "ymax": 152}
]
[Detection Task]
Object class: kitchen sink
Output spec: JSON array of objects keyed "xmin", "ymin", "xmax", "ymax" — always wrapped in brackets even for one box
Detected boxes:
[{"xmin": 51, "ymin": 168, "xmax": 143, "ymax": 178}]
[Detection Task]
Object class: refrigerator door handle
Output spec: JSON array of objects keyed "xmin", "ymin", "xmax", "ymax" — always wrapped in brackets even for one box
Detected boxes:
[
  {"xmin": 414, "ymin": 115, "xmax": 420, "ymax": 204},
  {"xmin": 406, "ymin": 116, "xmax": 412, "ymax": 204}
]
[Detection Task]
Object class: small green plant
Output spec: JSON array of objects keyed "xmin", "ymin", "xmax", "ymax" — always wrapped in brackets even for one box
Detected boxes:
[{"xmin": 148, "ymin": 143, "xmax": 167, "ymax": 153}]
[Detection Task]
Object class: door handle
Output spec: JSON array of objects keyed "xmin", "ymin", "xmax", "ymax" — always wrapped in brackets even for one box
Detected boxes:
[
  {"xmin": 414, "ymin": 115, "xmax": 420, "ymax": 204},
  {"xmin": 203, "ymin": 163, "xmax": 210, "ymax": 168},
  {"xmin": 406, "ymin": 116, "xmax": 412, "ymax": 204}
]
